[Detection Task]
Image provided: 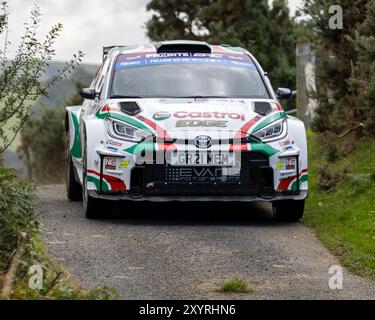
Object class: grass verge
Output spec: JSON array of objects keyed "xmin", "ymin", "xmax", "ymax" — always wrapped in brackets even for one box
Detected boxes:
[
  {"xmin": 217, "ymin": 279, "xmax": 255, "ymax": 293},
  {"xmin": 304, "ymin": 131, "xmax": 375, "ymax": 280}
]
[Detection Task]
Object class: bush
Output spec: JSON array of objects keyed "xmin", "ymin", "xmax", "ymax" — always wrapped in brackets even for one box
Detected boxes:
[
  {"xmin": 18, "ymin": 107, "xmax": 65, "ymax": 183},
  {"xmin": 0, "ymin": 168, "xmax": 116, "ymax": 299},
  {"xmin": 0, "ymin": 168, "xmax": 39, "ymax": 297},
  {"xmin": 317, "ymin": 165, "xmax": 345, "ymax": 190}
]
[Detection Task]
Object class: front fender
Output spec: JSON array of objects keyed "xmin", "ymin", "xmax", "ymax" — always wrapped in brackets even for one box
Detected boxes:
[{"xmin": 66, "ymin": 105, "xmax": 83, "ymax": 160}]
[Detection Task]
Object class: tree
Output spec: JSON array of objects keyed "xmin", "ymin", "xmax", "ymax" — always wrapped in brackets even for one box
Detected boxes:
[
  {"xmin": 303, "ymin": 0, "xmax": 369, "ymax": 138},
  {"xmin": 347, "ymin": 0, "xmax": 375, "ymax": 136},
  {"xmin": 146, "ymin": 0, "xmax": 297, "ymax": 92},
  {"xmin": 0, "ymin": 2, "xmax": 83, "ymax": 153}
]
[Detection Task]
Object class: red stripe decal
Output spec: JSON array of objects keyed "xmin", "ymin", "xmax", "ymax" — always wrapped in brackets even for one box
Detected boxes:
[
  {"xmin": 229, "ymin": 143, "xmax": 249, "ymax": 152},
  {"xmin": 277, "ymin": 169, "xmax": 308, "ymax": 191},
  {"xmin": 87, "ymin": 169, "xmax": 126, "ymax": 191},
  {"xmin": 135, "ymin": 114, "xmax": 177, "ymax": 151}
]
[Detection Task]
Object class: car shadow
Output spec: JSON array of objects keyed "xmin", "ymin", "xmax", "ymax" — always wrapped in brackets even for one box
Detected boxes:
[{"xmin": 103, "ymin": 201, "xmax": 295, "ymax": 227}]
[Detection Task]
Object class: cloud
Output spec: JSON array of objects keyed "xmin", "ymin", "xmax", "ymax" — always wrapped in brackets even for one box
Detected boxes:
[{"xmin": 4, "ymin": 0, "xmax": 151, "ymax": 64}]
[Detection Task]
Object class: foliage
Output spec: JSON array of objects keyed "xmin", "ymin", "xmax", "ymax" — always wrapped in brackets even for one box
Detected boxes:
[
  {"xmin": 0, "ymin": 168, "xmax": 116, "ymax": 299},
  {"xmin": 0, "ymin": 1, "xmax": 83, "ymax": 154},
  {"xmin": 17, "ymin": 83, "xmax": 83, "ymax": 183},
  {"xmin": 347, "ymin": 0, "xmax": 375, "ymax": 137},
  {"xmin": 217, "ymin": 278, "xmax": 255, "ymax": 293},
  {"xmin": 146, "ymin": 0, "xmax": 297, "ymax": 94},
  {"xmin": 0, "ymin": 168, "xmax": 38, "ymax": 275},
  {"xmin": 303, "ymin": 0, "xmax": 375, "ymax": 138},
  {"xmin": 304, "ymin": 132, "xmax": 375, "ymax": 280}
]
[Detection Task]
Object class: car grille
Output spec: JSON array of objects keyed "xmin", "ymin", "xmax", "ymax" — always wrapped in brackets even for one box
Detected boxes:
[{"xmin": 130, "ymin": 152, "xmax": 273, "ymax": 196}]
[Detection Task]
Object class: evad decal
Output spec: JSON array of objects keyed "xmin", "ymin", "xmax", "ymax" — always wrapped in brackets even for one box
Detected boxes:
[
  {"xmin": 277, "ymin": 169, "xmax": 308, "ymax": 191},
  {"xmin": 87, "ymin": 169, "xmax": 126, "ymax": 191}
]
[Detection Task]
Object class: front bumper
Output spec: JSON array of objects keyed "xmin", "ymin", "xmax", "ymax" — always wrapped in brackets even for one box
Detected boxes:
[
  {"xmin": 89, "ymin": 150, "xmax": 308, "ymax": 202},
  {"xmin": 88, "ymin": 190, "xmax": 308, "ymax": 202}
]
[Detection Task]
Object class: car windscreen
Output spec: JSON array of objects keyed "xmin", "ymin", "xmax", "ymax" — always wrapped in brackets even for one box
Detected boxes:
[{"xmin": 110, "ymin": 52, "xmax": 269, "ymax": 99}]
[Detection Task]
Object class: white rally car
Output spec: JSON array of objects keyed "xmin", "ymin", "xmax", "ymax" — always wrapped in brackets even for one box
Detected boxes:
[{"xmin": 65, "ymin": 41, "xmax": 308, "ymax": 220}]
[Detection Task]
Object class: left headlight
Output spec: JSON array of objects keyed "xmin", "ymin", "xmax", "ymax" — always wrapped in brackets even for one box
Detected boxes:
[
  {"xmin": 252, "ymin": 118, "xmax": 287, "ymax": 142},
  {"xmin": 106, "ymin": 118, "xmax": 153, "ymax": 142}
]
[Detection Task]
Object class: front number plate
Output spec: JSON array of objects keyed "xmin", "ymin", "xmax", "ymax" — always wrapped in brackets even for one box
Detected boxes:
[{"xmin": 169, "ymin": 152, "xmax": 235, "ymax": 166}]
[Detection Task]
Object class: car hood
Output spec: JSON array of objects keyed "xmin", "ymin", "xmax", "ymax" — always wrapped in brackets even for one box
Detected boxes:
[{"xmin": 107, "ymin": 98, "xmax": 284, "ymax": 140}]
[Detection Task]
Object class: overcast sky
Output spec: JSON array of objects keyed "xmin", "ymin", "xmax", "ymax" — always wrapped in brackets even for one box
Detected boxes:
[{"xmin": 4, "ymin": 0, "xmax": 303, "ymax": 64}]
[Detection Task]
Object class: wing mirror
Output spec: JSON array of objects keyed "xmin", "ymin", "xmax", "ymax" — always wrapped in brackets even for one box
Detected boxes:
[
  {"xmin": 276, "ymin": 88, "xmax": 294, "ymax": 100},
  {"xmin": 80, "ymin": 88, "xmax": 96, "ymax": 100}
]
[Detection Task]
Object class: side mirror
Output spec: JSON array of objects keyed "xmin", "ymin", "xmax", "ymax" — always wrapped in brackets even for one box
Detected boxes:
[
  {"xmin": 80, "ymin": 88, "xmax": 96, "ymax": 100},
  {"xmin": 276, "ymin": 88, "xmax": 293, "ymax": 100}
]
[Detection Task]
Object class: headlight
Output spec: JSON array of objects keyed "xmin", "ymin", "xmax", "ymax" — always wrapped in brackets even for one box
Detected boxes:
[
  {"xmin": 106, "ymin": 118, "xmax": 152, "ymax": 142},
  {"xmin": 252, "ymin": 118, "xmax": 287, "ymax": 142}
]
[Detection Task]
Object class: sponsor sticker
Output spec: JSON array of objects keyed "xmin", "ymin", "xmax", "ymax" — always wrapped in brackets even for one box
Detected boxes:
[
  {"xmin": 107, "ymin": 146, "xmax": 118, "ymax": 153},
  {"xmin": 285, "ymin": 157, "xmax": 296, "ymax": 170},
  {"xmin": 115, "ymin": 52, "xmax": 257, "ymax": 70},
  {"xmin": 176, "ymin": 120, "xmax": 227, "ymax": 127},
  {"xmin": 153, "ymin": 111, "xmax": 171, "ymax": 121},
  {"xmin": 275, "ymin": 161, "xmax": 283, "ymax": 171},
  {"xmin": 105, "ymin": 157, "xmax": 116, "ymax": 170},
  {"xmin": 107, "ymin": 139, "xmax": 122, "ymax": 147},
  {"xmin": 279, "ymin": 138, "xmax": 294, "ymax": 150},
  {"xmin": 119, "ymin": 160, "xmax": 130, "ymax": 169},
  {"xmin": 153, "ymin": 111, "xmax": 245, "ymax": 121}
]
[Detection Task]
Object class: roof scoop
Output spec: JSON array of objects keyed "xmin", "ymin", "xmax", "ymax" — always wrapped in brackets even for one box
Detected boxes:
[
  {"xmin": 156, "ymin": 41, "xmax": 211, "ymax": 53},
  {"xmin": 119, "ymin": 101, "xmax": 142, "ymax": 116},
  {"xmin": 253, "ymin": 101, "xmax": 272, "ymax": 115}
]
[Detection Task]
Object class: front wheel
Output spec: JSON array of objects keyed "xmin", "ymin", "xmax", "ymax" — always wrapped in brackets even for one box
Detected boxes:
[
  {"xmin": 66, "ymin": 131, "xmax": 82, "ymax": 201},
  {"xmin": 272, "ymin": 199, "xmax": 305, "ymax": 221},
  {"xmin": 82, "ymin": 178, "xmax": 109, "ymax": 219}
]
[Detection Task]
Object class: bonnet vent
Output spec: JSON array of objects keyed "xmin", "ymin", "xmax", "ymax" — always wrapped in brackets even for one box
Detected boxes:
[
  {"xmin": 253, "ymin": 102, "xmax": 272, "ymax": 115},
  {"xmin": 119, "ymin": 101, "xmax": 142, "ymax": 116}
]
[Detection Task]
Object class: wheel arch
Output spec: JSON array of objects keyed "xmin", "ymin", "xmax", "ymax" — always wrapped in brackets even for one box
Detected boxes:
[{"xmin": 65, "ymin": 106, "xmax": 83, "ymax": 160}]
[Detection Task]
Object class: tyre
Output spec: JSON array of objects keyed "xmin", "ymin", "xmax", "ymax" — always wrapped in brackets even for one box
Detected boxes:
[
  {"xmin": 66, "ymin": 131, "xmax": 82, "ymax": 201},
  {"xmin": 272, "ymin": 199, "xmax": 305, "ymax": 221},
  {"xmin": 82, "ymin": 130, "xmax": 110, "ymax": 219}
]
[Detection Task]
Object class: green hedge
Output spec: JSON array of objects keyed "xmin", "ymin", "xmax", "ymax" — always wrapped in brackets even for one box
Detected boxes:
[{"xmin": 0, "ymin": 168, "xmax": 115, "ymax": 299}]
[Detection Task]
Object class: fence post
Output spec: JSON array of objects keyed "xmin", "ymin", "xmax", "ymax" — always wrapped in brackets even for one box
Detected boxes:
[{"xmin": 296, "ymin": 42, "xmax": 317, "ymax": 128}]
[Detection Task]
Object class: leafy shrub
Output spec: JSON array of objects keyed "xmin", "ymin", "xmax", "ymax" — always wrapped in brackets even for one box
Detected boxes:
[
  {"xmin": 0, "ymin": 168, "xmax": 39, "ymax": 272},
  {"xmin": 317, "ymin": 165, "xmax": 345, "ymax": 190},
  {"xmin": 0, "ymin": 168, "xmax": 116, "ymax": 299}
]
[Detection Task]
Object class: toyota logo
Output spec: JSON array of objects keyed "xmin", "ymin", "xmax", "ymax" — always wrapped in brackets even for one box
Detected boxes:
[{"xmin": 195, "ymin": 135, "xmax": 212, "ymax": 149}]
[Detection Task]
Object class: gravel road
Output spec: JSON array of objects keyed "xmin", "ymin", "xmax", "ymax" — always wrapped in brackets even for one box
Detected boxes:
[{"xmin": 37, "ymin": 185, "xmax": 375, "ymax": 299}]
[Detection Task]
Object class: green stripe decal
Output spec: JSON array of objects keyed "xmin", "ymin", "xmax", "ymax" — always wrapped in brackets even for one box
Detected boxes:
[
  {"xmin": 290, "ymin": 173, "xmax": 308, "ymax": 191},
  {"xmin": 251, "ymin": 111, "xmax": 286, "ymax": 133},
  {"xmin": 250, "ymin": 142, "xmax": 279, "ymax": 157},
  {"xmin": 70, "ymin": 112, "xmax": 82, "ymax": 158},
  {"xmin": 109, "ymin": 113, "xmax": 152, "ymax": 132},
  {"xmin": 87, "ymin": 175, "xmax": 109, "ymax": 191},
  {"xmin": 97, "ymin": 109, "xmax": 152, "ymax": 133}
]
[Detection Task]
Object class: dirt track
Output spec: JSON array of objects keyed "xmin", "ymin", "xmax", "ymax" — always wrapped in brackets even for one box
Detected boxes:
[{"xmin": 37, "ymin": 184, "xmax": 375, "ymax": 299}]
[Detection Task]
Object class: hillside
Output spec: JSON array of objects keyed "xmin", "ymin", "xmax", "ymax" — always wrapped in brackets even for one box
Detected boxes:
[{"xmin": 3, "ymin": 62, "xmax": 99, "ymax": 176}]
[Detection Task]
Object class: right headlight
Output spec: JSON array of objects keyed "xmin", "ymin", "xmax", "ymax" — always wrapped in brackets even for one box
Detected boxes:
[
  {"xmin": 106, "ymin": 118, "xmax": 153, "ymax": 142},
  {"xmin": 252, "ymin": 118, "xmax": 287, "ymax": 142}
]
